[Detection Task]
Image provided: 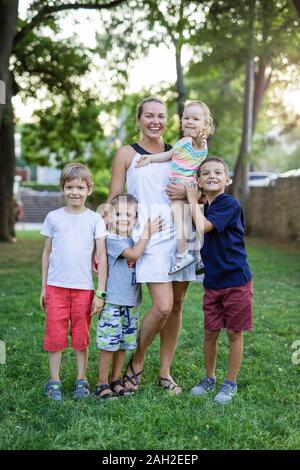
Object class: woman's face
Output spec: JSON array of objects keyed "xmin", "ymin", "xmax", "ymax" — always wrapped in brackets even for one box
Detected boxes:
[{"xmin": 138, "ymin": 101, "xmax": 167, "ymax": 140}]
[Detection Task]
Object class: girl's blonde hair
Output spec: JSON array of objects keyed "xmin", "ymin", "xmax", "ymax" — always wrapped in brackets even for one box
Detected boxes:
[
  {"xmin": 184, "ymin": 100, "xmax": 215, "ymax": 136},
  {"xmin": 60, "ymin": 163, "xmax": 93, "ymax": 190}
]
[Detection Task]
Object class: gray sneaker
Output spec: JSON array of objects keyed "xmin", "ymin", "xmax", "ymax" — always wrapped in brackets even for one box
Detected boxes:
[
  {"xmin": 73, "ymin": 379, "xmax": 90, "ymax": 399},
  {"xmin": 214, "ymin": 380, "xmax": 237, "ymax": 404},
  {"xmin": 190, "ymin": 376, "xmax": 216, "ymax": 396},
  {"xmin": 44, "ymin": 380, "xmax": 62, "ymax": 401}
]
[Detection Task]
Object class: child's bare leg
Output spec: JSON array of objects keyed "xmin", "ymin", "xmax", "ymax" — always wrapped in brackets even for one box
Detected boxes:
[
  {"xmin": 171, "ymin": 199, "xmax": 188, "ymax": 255},
  {"xmin": 204, "ymin": 330, "xmax": 220, "ymax": 378},
  {"xmin": 111, "ymin": 349, "xmax": 126, "ymax": 393},
  {"xmin": 97, "ymin": 350, "xmax": 113, "ymax": 385},
  {"xmin": 226, "ymin": 330, "xmax": 243, "ymax": 382},
  {"xmin": 111, "ymin": 349, "xmax": 126, "ymax": 381},
  {"xmin": 48, "ymin": 351, "xmax": 62, "ymax": 381},
  {"xmin": 75, "ymin": 348, "xmax": 88, "ymax": 380}
]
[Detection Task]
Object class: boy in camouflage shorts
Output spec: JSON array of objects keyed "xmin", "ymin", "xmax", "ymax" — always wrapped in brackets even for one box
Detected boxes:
[{"xmin": 95, "ymin": 194, "xmax": 163, "ymax": 399}]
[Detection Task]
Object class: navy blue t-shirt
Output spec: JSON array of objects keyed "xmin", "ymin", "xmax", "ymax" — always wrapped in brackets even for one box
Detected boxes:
[{"xmin": 200, "ymin": 193, "xmax": 252, "ymax": 289}]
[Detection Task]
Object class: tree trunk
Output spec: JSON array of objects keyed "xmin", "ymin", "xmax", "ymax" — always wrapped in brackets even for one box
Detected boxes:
[
  {"xmin": 0, "ymin": 0, "xmax": 18, "ymax": 126},
  {"xmin": 0, "ymin": 74, "xmax": 16, "ymax": 242},
  {"xmin": 231, "ymin": 0, "xmax": 255, "ymax": 207},
  {"xmin": 293, "ymin": 0, "xmax": 300, "ymax": 17},
  {"xmin": 175, "ymin": 42, "xmax": 186, "ymax": 137},
  {"xmin": 0, "ymin": 0, "xmax": 18, "ymax": 242}
]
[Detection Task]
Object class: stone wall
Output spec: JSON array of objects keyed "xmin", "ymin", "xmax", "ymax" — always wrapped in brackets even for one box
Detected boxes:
[{"xmin": 246, "ymin": 175, "xmax": 300, "ymax": 243}]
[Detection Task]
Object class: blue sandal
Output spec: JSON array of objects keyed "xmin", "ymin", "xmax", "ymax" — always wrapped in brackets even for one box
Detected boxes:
[
  {"xmin": 44, "ymin": 380, "xmax": 62, "ymax": 401},
  {"xmin": 73, "ymin": 379, "xmax": 90, "ymax": 399}
]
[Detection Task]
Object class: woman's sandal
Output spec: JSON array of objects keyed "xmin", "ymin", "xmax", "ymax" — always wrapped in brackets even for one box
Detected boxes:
[
  {"xmin": 110, "ymin": 379, "xmax": 134, "ymax": 397},
  {"xmin": 157, "ymin": 376, "xmax": 182, "ymax": 395},
  {"xmin": 123, "ymin": 358, "xmax": 143, "ymax": 391},
  {"xmin": 95, "ymin": 383, "xmax": 118, "ymax": 400}
]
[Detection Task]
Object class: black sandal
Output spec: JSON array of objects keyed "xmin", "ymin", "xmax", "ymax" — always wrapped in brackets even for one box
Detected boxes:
[
  {"xmin": 157, "ymin": 377, "xmax": 182, "ymax": 394},
  {"xmin": 95, "ymin": 383, "xmax": 117, "ymax": 400},
  {"xmin": 110, "ymin": 379, "xmax": 134, "ymax": 397},
  {"xmin": 123, "ymin": 358, "xmax": 143, "ymax": 391}
]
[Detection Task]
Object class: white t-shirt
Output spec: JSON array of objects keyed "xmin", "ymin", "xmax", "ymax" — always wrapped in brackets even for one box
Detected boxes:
[{"xmin": 41, "ymin": 207, "xmax": 107, "ymax": 290}]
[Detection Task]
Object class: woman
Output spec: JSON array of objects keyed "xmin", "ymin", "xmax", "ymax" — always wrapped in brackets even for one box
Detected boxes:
[{"xmin": 106, "ymin": 97, "xmax": 199, "ymax": 394}]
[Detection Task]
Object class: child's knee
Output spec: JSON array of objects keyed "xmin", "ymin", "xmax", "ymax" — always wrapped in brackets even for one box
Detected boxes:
[
  {"xmin": 226, "ymin": 329, "xmax": 243, "ymax": 341},
  {"xmin": 204, "ymin": 329, "xmax": 220, "ymax": 342}
]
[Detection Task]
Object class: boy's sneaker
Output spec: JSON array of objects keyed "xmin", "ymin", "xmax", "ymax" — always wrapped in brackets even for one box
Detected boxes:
[
  {"xmin": 214, "ymin": 380, "xmax": 237, "ymax": 404},
  {"xmin": 44, "ymin": 380, "xmax": 62, "ymax": 401},
  {"xmin": 73, "ymin": 379, "xmax": 90, "ymax": 399},
  {"xmin": 190, "ymin": 376, "xmax": 216, "ymax": 396},
  {"xmin": 169, "ymin": 252, "xmax": 194, "ymax": 275}
]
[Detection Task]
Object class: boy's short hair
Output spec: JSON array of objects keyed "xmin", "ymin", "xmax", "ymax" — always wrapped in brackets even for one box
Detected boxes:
[
  {"xmin": 197, "ymin": 157, "xmax": 230, "ymax": 177},
  {"xmin": 109, "ymin": 193, "xmax": 139, "ymax": 208},
  {"xmin": 60, "ymin": 163, "xmax": 93, "ymax": 190}
]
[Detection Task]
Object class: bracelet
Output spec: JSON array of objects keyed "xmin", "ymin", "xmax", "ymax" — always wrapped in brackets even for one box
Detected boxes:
[{"xmin": 95, "ymin": 290, "xmax": 107, "ymax": 299}]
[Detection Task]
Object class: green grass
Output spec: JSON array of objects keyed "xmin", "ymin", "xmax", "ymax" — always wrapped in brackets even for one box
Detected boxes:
[{"xmin": 0, "ymin": 233, "xmax": 300, "ymax": 450}]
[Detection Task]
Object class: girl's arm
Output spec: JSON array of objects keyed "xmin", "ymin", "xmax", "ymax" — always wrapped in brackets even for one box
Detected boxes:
[
  {"xmin": 40, "ymin": 237, "xmax": 52, "ymax": 310},
  {"xmin": 136, "ymin": 148, "xmax": 173, "ymax": 168},
  {"xmin": 91, "ymin": 237, "xmax": 108, "ymax": 316},
  {"xmin": 122, "ymin": 216, "xmax": 165, "ymax": 262}
]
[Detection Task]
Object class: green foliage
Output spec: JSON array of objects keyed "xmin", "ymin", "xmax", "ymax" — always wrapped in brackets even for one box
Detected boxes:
[
  {"xmin": 22, "ymin": 94, "xmax": 106, "ymax": 168},
  {"xmin": 0, "ymin": 235, "xmax": 300, "ymax": 449}
]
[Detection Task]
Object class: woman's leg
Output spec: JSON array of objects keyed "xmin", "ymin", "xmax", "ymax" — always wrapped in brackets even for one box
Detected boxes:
[
  {"xmin": 124, "ymin": 282, "xmax": 174, "ymax": 388},
  {"xmin": 159, "ymin": 281, "xmax": 189, "ymax": 392}
]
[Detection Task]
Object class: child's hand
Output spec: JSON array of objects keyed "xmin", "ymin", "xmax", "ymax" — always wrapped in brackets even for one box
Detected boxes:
[
  {"xmin": 185, "ymin": 183, "xmax": 200, "ymax": 204},
  {"xmin": 93, "ymin": 254, "xmax": 99, "ymax": 274},
  {"xmin": 196, "ymin": 132, "xmax": 207, "ymax": 150},
  {"xmin": 40, "ymin": 288, "xmax": 46, "ymax": 311},
  {"xmin": 135, "ymin": 155, "xmax": 152, "ymax": 168},
  {"xmin": 147, "ymin": 215, "xmax": 167, "ymax": 237},
  {"xmin": 90, "ymin": 296, "xmax": 104, "ymax": 316}
]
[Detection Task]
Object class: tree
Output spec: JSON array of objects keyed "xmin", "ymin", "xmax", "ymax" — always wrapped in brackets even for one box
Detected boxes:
[
  {"xmin": 185, "ymin": 0, "xmax": 300, "ymax": 200},
  {"xmin": 0, "ymin": 0, "xmax": 126, "ymax": 242},
  {"xmin": 94, "ymin": 0, "xmax": 208, "ymax": 123}
]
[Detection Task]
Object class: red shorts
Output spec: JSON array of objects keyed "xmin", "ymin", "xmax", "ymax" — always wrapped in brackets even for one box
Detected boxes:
[
  {"xmin": 44, "ymin": 285, "xmax": 94, "ymax": 352},
  {"xmin": 203, "ymin": 280, "xmax": 253, "ymax": 332}
]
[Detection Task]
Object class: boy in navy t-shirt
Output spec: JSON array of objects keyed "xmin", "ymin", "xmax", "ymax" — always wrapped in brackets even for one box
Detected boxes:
[{"xmin": 186, "ymin": 157, "xmax": 253, "ymax": 404}]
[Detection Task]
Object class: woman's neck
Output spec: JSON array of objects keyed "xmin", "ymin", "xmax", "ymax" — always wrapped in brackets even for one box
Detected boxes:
[{"xmin": 138, "ymin": 137, "xmax": 165, "ymax": 153}]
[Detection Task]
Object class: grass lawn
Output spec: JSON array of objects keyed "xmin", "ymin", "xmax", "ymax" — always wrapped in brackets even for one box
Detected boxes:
[{"xmin": 0, "ymin": 232, "xmax": 300, "ymax": 450}]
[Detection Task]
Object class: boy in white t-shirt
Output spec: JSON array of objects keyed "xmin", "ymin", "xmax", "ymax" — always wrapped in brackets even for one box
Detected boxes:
[{"xmin": 40, "ymin": 163, "xmax": 107, "ymax": 401}]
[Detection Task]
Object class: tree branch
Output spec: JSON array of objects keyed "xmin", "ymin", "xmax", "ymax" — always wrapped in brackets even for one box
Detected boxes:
[{"xmin": 14, "ymin": 0, "xmax": 127, "ymax": 47}]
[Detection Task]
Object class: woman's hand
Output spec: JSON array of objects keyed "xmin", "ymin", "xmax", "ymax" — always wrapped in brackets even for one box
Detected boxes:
[
  {"xmin": 165, "ymin": 182, "xmax": 186, "ymax": 200},
  {"xmin": 135, "ymin": 155, "xmax": 152, "ymax": 168}
]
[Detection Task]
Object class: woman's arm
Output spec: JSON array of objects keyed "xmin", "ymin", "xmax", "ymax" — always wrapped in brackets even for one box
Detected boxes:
[{"xmin": 40, "ymin": 237, "xmax": 52, "ymax": 310}]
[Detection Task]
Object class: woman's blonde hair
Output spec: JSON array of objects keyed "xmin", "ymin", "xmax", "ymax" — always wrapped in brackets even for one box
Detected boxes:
[
  {"xmin": 60, "ymin": 163, "xmax": 93, "ymax": 190},
  {"xmin": 184, "ymin": 100, "xmax": 215, "ymax": 136}
]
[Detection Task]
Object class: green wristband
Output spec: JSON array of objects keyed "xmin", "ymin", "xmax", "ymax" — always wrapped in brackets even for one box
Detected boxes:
[{"xmin": 96, "ymin": 290, "xmax": 107, "ymax": 299}]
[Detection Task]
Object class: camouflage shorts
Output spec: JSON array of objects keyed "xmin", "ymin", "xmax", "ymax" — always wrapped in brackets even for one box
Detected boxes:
[{"xmin": 96, "ymin": 303, "xmax": 139, "ymax": 352}]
